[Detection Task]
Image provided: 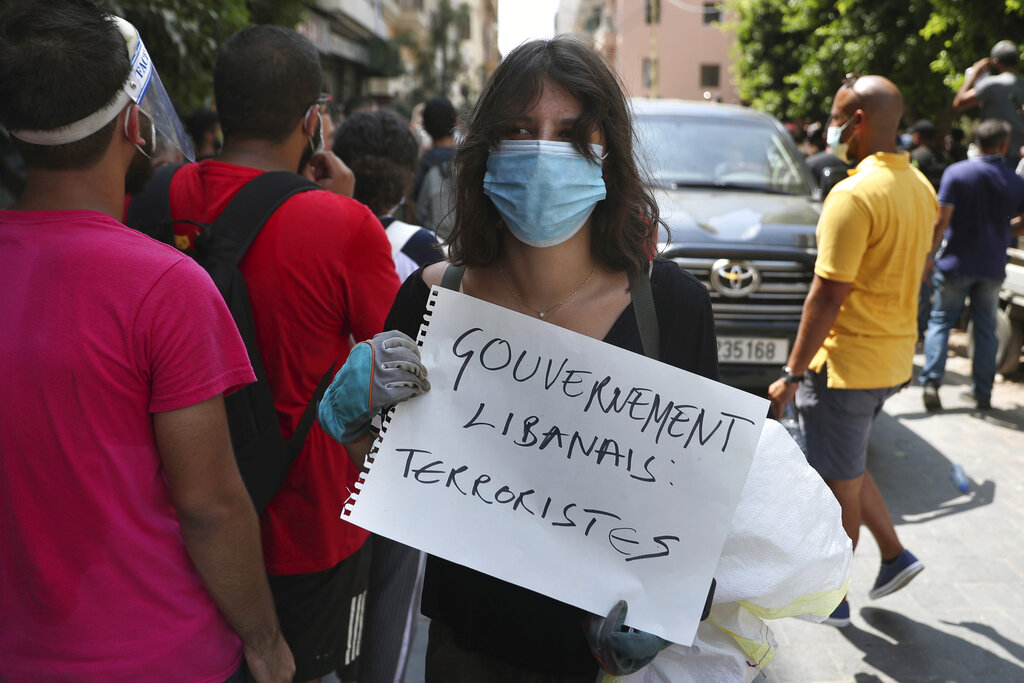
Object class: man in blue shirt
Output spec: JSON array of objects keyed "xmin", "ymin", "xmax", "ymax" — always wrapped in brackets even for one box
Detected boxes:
[{"xmin": 921, "ymin": 119, "xmax": 1024, "ymax": 410}]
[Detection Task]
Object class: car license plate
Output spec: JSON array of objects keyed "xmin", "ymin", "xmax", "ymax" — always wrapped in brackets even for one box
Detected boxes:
[{"xmin": 717, "ymin": 337, "xmax": 788, "ymax": 364}]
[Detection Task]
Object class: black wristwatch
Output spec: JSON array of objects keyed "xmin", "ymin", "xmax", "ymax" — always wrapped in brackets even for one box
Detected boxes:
[{"xmin": 780, "ymin": 365, "xmax": 803, "ymax": 384}]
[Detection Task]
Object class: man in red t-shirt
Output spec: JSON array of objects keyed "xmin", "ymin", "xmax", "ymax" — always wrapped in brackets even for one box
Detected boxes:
[
  {"xmin": 159, "ymin": 25, "xmax": 401, "ymax": 683},
  {"xmin": 0, "ymin": 2, "xmax": 292, "ymax": 682}
]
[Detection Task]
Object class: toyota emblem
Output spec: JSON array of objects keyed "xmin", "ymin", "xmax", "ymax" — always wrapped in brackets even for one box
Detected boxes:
[{"xmin": 709, "ymin": 259, "xmax": 761, "ymax": 297}]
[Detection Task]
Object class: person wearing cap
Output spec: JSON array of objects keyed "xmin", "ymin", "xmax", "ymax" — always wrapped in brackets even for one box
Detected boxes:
[
  {"xmin": 954, "ymin": 40, "xmax": 1024, "ymax": 168},
  {"xmin": 0, "ymin": 1, "xmax": 293, "ymax": 681}
]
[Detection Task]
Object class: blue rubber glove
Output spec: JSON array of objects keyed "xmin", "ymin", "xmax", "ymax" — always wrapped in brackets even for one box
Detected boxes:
[
  {"xmin": 583, "ymin": 600, "xmax": 669, "ymax": 676},
  {"xmin": 318, "ymin": 331, "xmax": 430, "ymax": 443}
]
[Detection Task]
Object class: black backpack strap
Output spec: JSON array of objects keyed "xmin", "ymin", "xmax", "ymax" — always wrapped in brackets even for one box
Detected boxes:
[
  {"xmin": 287, "ymin": 364, "xmax": 336, "ymax": 458},
  {"xmin": 198, "ymin": 171, "xmax": 320, "ymax": 266},
  {"xmin": 124, "ymin": 162, "xmax": 182, "ymax": 244},
  {"xmin": 630, "ymin": 263, "xmax": 661, "ymax": 360},
  {"xmin": 203, "ymin": 171, "xmax": 322, "ymax": 464},
  {"xmin": 632, "ymin": 262, "xmax": 710, "ymax": 612},
  {"xmin": 440, "ymin": 263, "xmax": 465, "ymax": 291}
]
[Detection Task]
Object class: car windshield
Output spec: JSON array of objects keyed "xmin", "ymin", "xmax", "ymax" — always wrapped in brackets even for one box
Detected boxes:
[{"xmin": 634, "ymin": 113, "xmax": 814, "ymax": 196}]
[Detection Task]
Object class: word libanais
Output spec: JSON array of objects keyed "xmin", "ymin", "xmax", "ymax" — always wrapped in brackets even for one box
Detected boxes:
[
  {"xmin": 462, "ymin": 402, "xmax": 657, "ymax": 483},
  {"xmin": 399, "ymin": 448, "xmax": 679, "ymax": 563}
]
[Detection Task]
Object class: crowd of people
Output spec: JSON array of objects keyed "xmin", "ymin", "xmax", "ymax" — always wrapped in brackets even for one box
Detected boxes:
[
  {"xmin": 2, "ymin": 0, "xmax": 1023, "ymax": 681},
  {"xmin": 772, "ymin": 41, "xmax": 1024, "ymax": 628},
  {"xmin": 791, "ymin": 104, "xmax": 969, "ymax": 198},
  {"xmin": 785, "ymin": 39, "xmax": 1024, "ymax": 418},
  {"xmin": 770, "ymin": 74, "xmax": 937, "ymax": 629}
]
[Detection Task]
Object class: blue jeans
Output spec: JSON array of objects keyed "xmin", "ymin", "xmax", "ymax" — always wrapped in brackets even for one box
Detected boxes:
[{"xmin": 920, "ymin": 270, "xmax": 1003, "ymax": 399}]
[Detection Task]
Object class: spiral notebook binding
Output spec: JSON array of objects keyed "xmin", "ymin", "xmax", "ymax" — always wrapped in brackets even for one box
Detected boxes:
[
  {"xmin": 341, "ymin": 406, "xmax": 397, "ymax": 518},
  {"xmin": 416, "ymin": 288, "xmax": 439, "ymax": 347},
  {"xmin": 345, "ymin": 290, "xmax": 438, "ymax": 518}
]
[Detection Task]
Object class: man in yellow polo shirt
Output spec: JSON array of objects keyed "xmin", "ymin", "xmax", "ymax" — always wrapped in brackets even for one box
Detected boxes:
[{"xmin": 768, "ymin": 74, "xmax": 937, "ymax": 628}]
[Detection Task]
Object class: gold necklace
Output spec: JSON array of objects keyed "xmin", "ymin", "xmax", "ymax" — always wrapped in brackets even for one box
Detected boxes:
[{"xmin": 497, "ymin": 262, "xmax": 596, "ymax": 319}]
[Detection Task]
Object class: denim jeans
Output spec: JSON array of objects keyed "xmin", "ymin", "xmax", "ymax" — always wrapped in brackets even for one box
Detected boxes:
[
  {"xmin": 918, "ymin": 278, "xmax": 932, "ymax": 338},
  {"xmin": 920, "ymin": 269, "xmax": 1003, "ymax": 399}
]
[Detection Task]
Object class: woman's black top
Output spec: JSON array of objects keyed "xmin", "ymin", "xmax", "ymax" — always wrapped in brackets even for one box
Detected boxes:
[{"xmin": 383, "ymin": 257, "xmax": 719, "ymax": 675}]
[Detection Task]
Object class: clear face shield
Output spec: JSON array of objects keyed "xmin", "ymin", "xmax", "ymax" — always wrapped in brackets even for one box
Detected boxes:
[
  {"xmin": 8, "ymin": 16, "xmax": 194, "ymax": 162},
  {"xmin": 115, "ymin": 16, "xmax": 194, "ymax": 161}
]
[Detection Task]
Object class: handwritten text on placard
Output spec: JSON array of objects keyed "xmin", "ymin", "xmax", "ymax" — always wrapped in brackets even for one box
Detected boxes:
[{"xmin": 344, "ymin": 286, "xmax": 767, "ymax": 645}]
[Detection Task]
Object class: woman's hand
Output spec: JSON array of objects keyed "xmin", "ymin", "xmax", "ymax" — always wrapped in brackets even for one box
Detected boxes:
[
  {"xmin": 583, "ymin": 600, "xmax": 669, "ymax": 676},
  {"xmin": 303, "ymin": 150, "xmax": 356, "ymax": 198},
  {"xmin": 318, "ymin": 331, "xmax": 430, "ymax": 443}
]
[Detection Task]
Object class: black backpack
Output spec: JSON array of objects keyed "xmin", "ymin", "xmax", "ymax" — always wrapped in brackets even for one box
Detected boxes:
[{"xmin": 126, "ymin": 165, "xmax": 333, "ymax": 513}]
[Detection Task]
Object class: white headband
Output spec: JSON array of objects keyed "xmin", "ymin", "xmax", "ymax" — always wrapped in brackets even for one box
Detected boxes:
[{"xmin": 9, "ymin": 17, "xmax": 153, "ymax": 146}]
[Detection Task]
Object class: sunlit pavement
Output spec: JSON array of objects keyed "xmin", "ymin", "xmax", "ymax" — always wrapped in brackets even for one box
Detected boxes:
[{"xmin": 759, "ymin": 350, "xmax": 1024, "ymax": 682}]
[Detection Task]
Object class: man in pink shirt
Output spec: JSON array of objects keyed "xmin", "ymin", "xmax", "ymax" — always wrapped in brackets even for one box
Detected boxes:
[
  {"xmin": 126, "ymin": 25, "xmax": 401, "ymax": 683},
  {"xmin": 0, "ymin": 1, "xmax": 293, "ymax": 681}
]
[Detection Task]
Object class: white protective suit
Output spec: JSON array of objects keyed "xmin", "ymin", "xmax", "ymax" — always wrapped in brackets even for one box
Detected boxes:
[{"xmin": 603, "ymin": 419, "xmax": 853, "ymax": 683}]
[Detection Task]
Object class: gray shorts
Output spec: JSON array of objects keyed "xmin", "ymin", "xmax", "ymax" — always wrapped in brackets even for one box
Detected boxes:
[{"xmin": 796, "ymin": 366, "xmax": 904, "ymax": 480}]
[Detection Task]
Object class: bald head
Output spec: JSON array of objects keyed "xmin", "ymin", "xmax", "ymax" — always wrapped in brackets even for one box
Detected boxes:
[
  {"xmin": 848, "ymin": 76, "xmax": 903, "ymax": 134},
  {"xmin": 830, "ymin": 75, "xmax": 903, "ymax": 162}
]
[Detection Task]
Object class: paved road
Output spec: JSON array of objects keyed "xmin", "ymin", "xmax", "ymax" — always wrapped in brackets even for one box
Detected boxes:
[
  {"xmin": 389, "ymin": 342, "xmax": 1024, "ymax": 682},
  {"xmin": 760, "ymin": 347, "xmax": 1024, "ymax": 682}
]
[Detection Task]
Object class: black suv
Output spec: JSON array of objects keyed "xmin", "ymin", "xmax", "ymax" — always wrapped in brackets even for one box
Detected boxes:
[{"xmin": 632, "ymin": 99, "xmax": 822, "ymax": 389}]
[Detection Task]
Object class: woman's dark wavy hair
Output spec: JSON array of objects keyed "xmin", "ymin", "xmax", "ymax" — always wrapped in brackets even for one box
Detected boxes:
[{"xmin": 446, "ymin": 35, "xmax": 661, "ymax": 279}]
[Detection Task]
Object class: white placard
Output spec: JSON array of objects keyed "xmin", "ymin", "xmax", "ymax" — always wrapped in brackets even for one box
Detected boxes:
[{"xmin": 344, "ymin": 286, "xmax": 767, "ymax": 645}]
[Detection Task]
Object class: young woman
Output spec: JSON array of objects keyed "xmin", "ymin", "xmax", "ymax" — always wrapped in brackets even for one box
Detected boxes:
[{"xmin": 321, "ymin": 36, "xmax": 718, "ymax": 680}]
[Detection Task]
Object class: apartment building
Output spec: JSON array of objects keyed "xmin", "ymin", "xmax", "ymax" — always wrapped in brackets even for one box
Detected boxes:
[
  {"xmin": 558, "ymin": 0, "xmax": 737, "ymax": 104},
  {"xmin": 299, "ymin": 0, "xmax": 498, "ymax": 110}
]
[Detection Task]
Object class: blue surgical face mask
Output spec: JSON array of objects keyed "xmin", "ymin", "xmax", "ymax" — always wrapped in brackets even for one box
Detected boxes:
[
  {"xmin": 483, "ymin": 140, "xmax": 607, "ymax": 248},
  {"xmin": 826, "ymin": 116, "xmax": 854, "ymax": 164}
]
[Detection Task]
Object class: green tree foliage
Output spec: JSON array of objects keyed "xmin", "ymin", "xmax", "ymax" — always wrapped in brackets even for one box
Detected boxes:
[
  {"xmin": 395, "ymin": 0, "xmax": 474, "ymax": 111},
  {"xmin": 0, "ymin": 0, "xmax": 304, "ymax": 206},
  {"xmin": 107, "ymin": 0, "xmax": 307, "ymax": 110},
  {"xmin": 730, "ymin": 0, "xmax": 1024, "ymax": 128}
]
